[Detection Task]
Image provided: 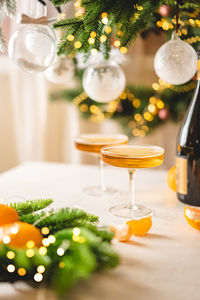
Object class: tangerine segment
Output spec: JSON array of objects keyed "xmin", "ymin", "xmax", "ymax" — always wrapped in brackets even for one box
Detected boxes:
[
  {"xmin": 0, "ymin": 222, "xmax": 43, "ymax": 248},
  {"xmin": 184, "ymin": 206, "xmax": 200, "ymax": 230},
  {"xmin": 110, "ymin": 224, "xmax": 132, "ymax": 242},
  {"xmin": 0, "ymin": 204, "xmax": 19, "ymax": 226},
  {"xmin": 167, "ymin": 166, "xmax": 176, "ymax": 192},
  {"xmin": 126, "ymin": 217, "xmax": 152, "ymax": 236}
]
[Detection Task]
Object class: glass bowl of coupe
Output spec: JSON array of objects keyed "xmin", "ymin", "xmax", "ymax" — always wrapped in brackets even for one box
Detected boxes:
[
  {"xmin": 101, "ymin": 145, "xmax": 164, "ymax": 218},
  {"xmin": 74, "ymin": 134, "xmax": 128, "ymax": 196}
]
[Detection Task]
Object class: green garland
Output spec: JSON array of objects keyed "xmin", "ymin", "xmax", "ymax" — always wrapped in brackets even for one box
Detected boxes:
[
  {"xmin": 0, "ymin": 199, "xmax": 119, "ymax": 296},
  {"xmin": 50, "ymin": 4, "xmax": 200, "ymax": 137},
  {"xmin": 52, "ymin": 0, "xmax": 200, "ymax": 59}
]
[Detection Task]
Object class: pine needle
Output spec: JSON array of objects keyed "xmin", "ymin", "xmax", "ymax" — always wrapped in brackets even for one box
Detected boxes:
[{"xmin": 10, "ymin": 199, "xmax": 53, "ymax": 216}]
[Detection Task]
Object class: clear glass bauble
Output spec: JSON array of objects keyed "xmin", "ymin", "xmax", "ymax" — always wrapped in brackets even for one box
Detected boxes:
[
  {"xmin": 8, "ymin": 24, "xmax": 56, "ymax": 73},
  {"xmin": 44, "ymin": 55, "xmax": 75, "ymax": 84},
  {"xmin": 154, "ymin": 31, "xmax": 197, "ymax": 85},
  {"xmin": 82, "ymin": 60, "xmax": 126, "ymax": 103}
]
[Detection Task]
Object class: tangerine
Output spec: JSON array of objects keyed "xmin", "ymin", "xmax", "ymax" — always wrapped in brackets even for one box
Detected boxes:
[
  {"xmin": 126, "ymin": 217, "xmax": 152, "ymax": 236},
  {"xmin": 0, "ymin": 222, "xmax": 43, "ymax": 248},
  {"xmin": 0, "ymin": 204, "xmax": 19, "ymax": 226},
  {"xmin": 167, "ymin": 166, "xmax": 176, "ymax": 192},
  {"xmin": 110, "ymin": 224, "xmax": 132, "ymax": 242},
  {"xmin": 184, "ymin": 206, "xmax": 200, "ymax": 230}
]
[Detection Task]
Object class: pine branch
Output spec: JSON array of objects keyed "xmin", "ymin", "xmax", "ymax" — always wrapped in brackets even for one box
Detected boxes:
[
  {"xmin": 0, "ymin": 28, "xmax": 6, "ymax": 52},
  {"xmin": 52, "ymin": 0, "xmax": 73, "ymax": 5},
  {"xmin": 10, "ymin": 199, "xmax": 53, "ymax": 216},
  {"xmin": 4, "ymin": 0, "xmax": 16, "ymax": 17},
  {"xmin": 20, "ymin": 207, "xmax": 99, "ymax": 232}
]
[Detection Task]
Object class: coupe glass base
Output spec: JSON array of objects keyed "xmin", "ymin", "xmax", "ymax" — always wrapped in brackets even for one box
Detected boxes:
[
  {"xmin": 82, "ymin": 186, "xmax": 119, "ymax": 197},
  {"xmin": 109, "ymin": 203, "xmax": 153, "ymax": 219}
]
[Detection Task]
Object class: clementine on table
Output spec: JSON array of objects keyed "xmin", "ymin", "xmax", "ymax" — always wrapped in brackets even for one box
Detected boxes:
[
  {"xmin": 0, "ymin": 204, "xmax": 19, "ymax": 226},
  {"xmin": 0, "ymin": 222, "xmax": 43, "ymax": 248},
  {"xmin": 184, "ymin": 206, "xmax": 200, "ymax": 230},
  {"xmin": 126, "ymin": 217, "xmax": 152, "ymax": 236},
  {"xmin": 167, "ymin": 166, "xmax": 176, "ymax": 192},
  {"xmin": 110, "ymin": 224, "xmax": 132, "ymax": 242}
]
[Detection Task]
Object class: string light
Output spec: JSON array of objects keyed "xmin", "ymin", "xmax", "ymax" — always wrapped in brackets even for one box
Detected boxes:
[
  {"xmin": 101, "ymin": 12, "xmax": 108, "ymax": 24},
  {"xmin": 88, "ymin": 37, "xmax": 95, "ymax": 44},
  {"xmin": 34, "ymin": 273, "xmax": 43, "ymax": 282},
  {"xmin": 134, "ymin": 113, "xmax": 142, "ymax": 122},
  {"xmin": 3, "ymin": 236, "xmax": 10, "ymax": 244},
  {"xmin": 133, "ymin": 99, "xmax": 141, "ymax": 108},
  {"xmin": 152, "ymin": 83, "xmax": 160, "ymax": 91},
  {"xmin": 39, "ymin": 246, "xmax": 47, "ymax": 256},
  {"xmin": 26, "ymin": 249, "xmax": 35, "ymax": 258},
  {"xmin": 143, "ymin": 112, "xmax": 153, "ymax": 121},
  {"xmin": 48, "ymin": 235, "xmax": 56, "ymax": 244},
  {"xmin": 67, "ymin": 34, "xmax": 74, "ymax": 42},
  {"xmin": 114, "ymin": 40, "xmax": 121, "ymax": 47},
  {"xmin": 120, "ymin": 47, "xmax": 127, "ymax": 54},
  {"xmin": 59, "ymin": 262, "xmax": 65, "ymax": 269},
  {"xmin": 100, "ymin": 35, "xmax": 107, "ymax": 42},
  {"xmin": 73, "ymin": 228, "xmax": 81, "ymax": 235},
  {"xmin": 74, "ymin": 41, "xmax": 82, "ymax": 49},
  {"xmin": 26, "ymin": 240, "xmax": 35, "ymax": 249},
  {"xmin": 7, "ymin": 251, "xmax": 15, "ymax": 259},
  {"xmin": 80, "ymin": 104, "xmax": 88, "ymax": 112},
  {"xmin": 41, "ymin": 227, "xmax": 50, "ymax": 235},
  {"xmin": 90, "ymin": 31, "xmax": 96, "ymax": 38},
  {"xmin": 156, "ymin": 100, "xmax": 165, "ymax": 109},
  {"xmin": 91, "ymin": 49, "xmax": 98, "ymax": 56},
  {"xmin": 11, "ymin": 226, "xmax": 18, "ymax": 234},
  {"xmin": 7, "ymin": 264, "xmax": 15, "ymax": 273},
  {"xmin": 105, "ymin": 26, "xmax": 112, "ymax": 34},
  {"xmin": 57, "ymin": 248, "xmax": 65, "ymax": 256},
  {"xmin": 101, "ymin": 12, "xmax": 108, "ymax": 18},
  {"xmin": 37, "ymin": 265, "xmax": 45, "ymax": 274},
  {"xmin": 18, "ymin": 268, "xmax": 26, "ymax": 276},
  {"xmin": 148, "ymin": 104, "xmax": 156, "ymax": 113},
  {"xmin": 42, "ymin": 238, "xmax": 50, "ymax": 247}
]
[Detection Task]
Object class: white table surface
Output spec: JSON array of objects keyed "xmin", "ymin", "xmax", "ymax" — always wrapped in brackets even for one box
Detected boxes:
[{"xmin": 0, "ymin": 162, "xmax": 199, "ymax": 300}]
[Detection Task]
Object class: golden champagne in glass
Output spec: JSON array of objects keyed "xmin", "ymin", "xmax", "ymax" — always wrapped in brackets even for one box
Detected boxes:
[
  {"xmin": 101, "ymin": 145, "xmax": 164, "ymax": 218},
  {"xmin": 74, "ymin": 134, "xmax": 128, "ymax": 196}
]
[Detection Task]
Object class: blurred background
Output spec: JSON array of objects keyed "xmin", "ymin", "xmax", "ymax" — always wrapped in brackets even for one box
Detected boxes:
[{"xmin": 0, "ymin": 0, "xmax": 194, "ymax": 173}]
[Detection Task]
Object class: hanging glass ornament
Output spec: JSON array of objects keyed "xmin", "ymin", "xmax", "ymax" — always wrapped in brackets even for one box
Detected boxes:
[
  {"xmin": 44, "ymin": 55, "xmax": 75, "ymax": 84},
  {"xmin": 8, "ymin": 1, "xmax": 56, "ymax": 74},
  {"xmin": 82, "ymin": 60, "xmax": 126, "ymax": 103},
  {"xmin": 154, "ymin": 31, "xmax": 197, "ymax": 85}
]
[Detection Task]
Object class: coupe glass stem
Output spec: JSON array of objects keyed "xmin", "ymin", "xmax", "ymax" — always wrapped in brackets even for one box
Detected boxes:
[
  {"xmin": 98, "ymin": 155, "xmax": 106, "ymax": 192},
  {"xmin": 128, "ymin": 169, "xmax": 136, "ymax": 209}
]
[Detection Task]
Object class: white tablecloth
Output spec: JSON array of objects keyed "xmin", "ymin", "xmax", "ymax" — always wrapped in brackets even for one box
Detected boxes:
[{"xmin": 0, "ymin": 162, "xmax": 199, "ymax": 300}]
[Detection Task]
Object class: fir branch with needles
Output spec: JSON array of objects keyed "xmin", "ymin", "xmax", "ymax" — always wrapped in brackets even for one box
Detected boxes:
[
  {"xmin": 0, "ymin": 199, "xmax": 119, "ymax": 296},
  {"xmin": 51, "ymin": 0, "xmax": 200, "ymax": 59},
  {"xmin": 10, "ymin": 199, "xmax": 53, "ymax": 216},
  {"xmin": 0, "ymin": 0, "xmax": 16, "ymax": 52},
  {"xmin": 20, "ymin": 207, "xmax": 99, "ymax": 233}
]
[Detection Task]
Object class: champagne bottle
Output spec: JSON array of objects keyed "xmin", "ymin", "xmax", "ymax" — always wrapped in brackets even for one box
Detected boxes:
[{"xmin": 176, "ymin": 48, "xmax": 200, "ymax": 205}]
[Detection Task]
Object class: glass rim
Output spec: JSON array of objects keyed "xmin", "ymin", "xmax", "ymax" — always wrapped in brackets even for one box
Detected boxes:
[
  {"xmin": 74, "ymin": 133, "xmax": 128, "ymax": 145},
  {"xmin": 101, "ymin": 144, "xmax": 165, "ymax": 158}
]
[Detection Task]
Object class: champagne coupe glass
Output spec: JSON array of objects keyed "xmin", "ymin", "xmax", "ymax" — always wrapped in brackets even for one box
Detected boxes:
[
  {"xmin": 74, "ymin": 134, "xmax": 128, "ymax": 196},
  {"xmin": 101, "ymin": 145, "xmax": 164, "ymax": 218}
]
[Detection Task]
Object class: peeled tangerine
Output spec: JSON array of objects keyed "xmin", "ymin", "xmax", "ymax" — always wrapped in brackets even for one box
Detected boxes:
[
  {"xmin": 184, "ymin": 206, "xmax": 200, "ymax": 230},
  {"xmin": 110, "ymin": 224, "xmax": 132, "ymax": 242},
  {"xmin": 126, "ymin": 217, "xmax": 152, "ymax": 236},
  {"xmin": 0, "ymin": 204, "xmax": 19, "ymax": 226},
  {"xmin": 0, "ymin": 222, "xmax": 43, "ymax": 248}
]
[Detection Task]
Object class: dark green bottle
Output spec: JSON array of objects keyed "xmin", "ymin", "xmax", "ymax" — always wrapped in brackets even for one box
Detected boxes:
[{"xmin": 176, "ymin": 49, "xmax": 200, "ymax": 205}]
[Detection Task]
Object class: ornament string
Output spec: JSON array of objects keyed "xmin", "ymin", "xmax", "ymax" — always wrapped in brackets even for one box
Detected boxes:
[{"xmin": 176, "ymin": 0, "xmax": 184, "ymax": 33}]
